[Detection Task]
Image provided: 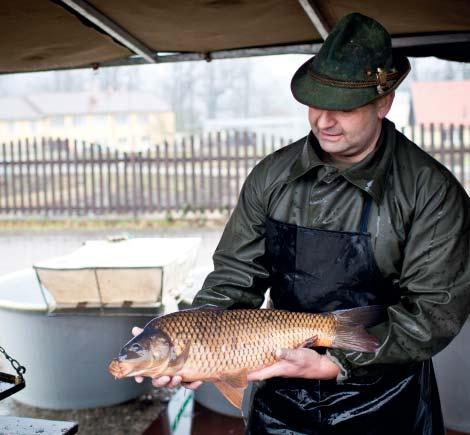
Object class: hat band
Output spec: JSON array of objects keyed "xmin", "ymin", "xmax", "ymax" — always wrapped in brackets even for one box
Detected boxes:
[{"xmin": 309, "ymin": 68, "xmax": 400, "ymax": 91}]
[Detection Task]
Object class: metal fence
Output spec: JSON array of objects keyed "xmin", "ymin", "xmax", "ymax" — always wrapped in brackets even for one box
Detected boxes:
[{"xmin": 0, "ymin": 124, "xmax": 468, "ymax": 217}]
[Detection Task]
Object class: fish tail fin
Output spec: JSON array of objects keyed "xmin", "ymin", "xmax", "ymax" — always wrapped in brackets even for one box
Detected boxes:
[{"xmin": 332, "ymin": 305, "xmax": 386, "ymax": 353}]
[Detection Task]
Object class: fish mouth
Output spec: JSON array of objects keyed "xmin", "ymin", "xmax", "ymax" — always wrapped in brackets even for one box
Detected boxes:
[
  {"xmin": 108, "ymin": 358, "xmax": 167, "ymax": 379},
  {"xmin": 108, "ymin": 359, "xmax": 150, "ymax": 378},
  {"xmin": 108, "ymin": 359, "xmax": 130, "ymax": 378}
]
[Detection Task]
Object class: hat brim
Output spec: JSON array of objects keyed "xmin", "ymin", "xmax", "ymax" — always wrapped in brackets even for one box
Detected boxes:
[{"xmin": 291, "ymin": 54, "xmax": 410, "ymax": 111}]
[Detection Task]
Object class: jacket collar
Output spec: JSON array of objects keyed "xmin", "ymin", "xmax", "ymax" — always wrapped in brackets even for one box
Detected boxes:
[{"xmin": 286, "ymin": 119, "xmax": 396, "ymax": 204}]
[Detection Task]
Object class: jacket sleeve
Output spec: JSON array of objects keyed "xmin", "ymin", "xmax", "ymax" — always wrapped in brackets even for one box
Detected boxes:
[
  {"xmin": 330, "ymin": 174, "xmax": 470, "ymax": 375},
  {"xmin": 191, "ymin": 162, "xmax": 271, "ymax": 310}
]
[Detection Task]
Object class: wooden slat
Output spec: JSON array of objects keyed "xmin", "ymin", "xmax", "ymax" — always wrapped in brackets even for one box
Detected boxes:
[
  {"xmin": 25, "ymin": 138, "xmax": 32, "ymax": 213},
  {"xmin": 114, "ymin": 148, "xmax": 120, "ymax": 212},
  {"xmin": 73, "ymin": 140, "xmax": 80, "ymax": 214},
  {"xmin": 164, "ymin": 140, "xmax": 170, "ymax": 212},
  {"xmin": 10, "ymin": 141, "xmax": 17, "ymax": 214},
  {"xmin": 234, "ymin": 131, "xmax": 240, "ymax": 200},
  {"xmin": 226, "ymin": 132, "xmax": 231, "ymax": 209},
  {"xmin": 98, "ymin": 145, "xmax": 104, "ymax": 214},
  {"xmin": 439, "ymin": 124, "xmax": 446, "ymax": 165},
  {"xmin": 33, "ymin": 139, "xmax": 40, "ymax": 214},
  {"xmin": 199, "ymin": 134, "xmax": 206, "ymax": 210},
  {"xmin": 182, "ymin": 137, "xmax": 188, "ymax": 207},
  {"xmin": 156, "ymin": 145, "xmax": 162, "ymax": 212},
  {"xmin": 147, "ymin": 147, "xmax": 153, "ymax": 212},
  {"xmin": 90, "ymin": 143, "xmax": 96, "ymax": 215},
  {"xmin": 138, "ymin": 150, "xmax": 145, "ymax": 213},
  {"xmin": 207, "ymin": 132, "xmax": 214, "ymax": 211},
  {"xmin": 132, "ymin": 151, "xmax": 138, "ymax": 214},
  {"xmin": 173, "ymin": 141, "xmax": 179, "ymax": 211},
  {"xmin": 123, "ymin": 151, "xmax": 129, "ymax": 212},
  {"xmin": 430, "ymin": 123, "xmax": 435, "ymax": 159},
  {"xmin": 65, "ymin": 139, "xmax": 72, "ymax": 215},
  {"xmin": 81, "ymin": 141, "xmax": 88, "ymax": 215},
  {"xmin": 190, "ymin": 135, "xmax": 197, "ymax": 208},
  {"xmin": 449, "ymin": 124, "xmax": 455, "ymax": 176},
  {"xmin": 2, "ymin": 143, "xmax": 9, "ymax": 212},
  {"xmin": 217, "ymin": 132, "xmax": 222, "ymax": 211},
  {"xmin": 106, "ymin": 146, "xmax": 113, "ymax": 213},
  {"xmin": 18, "ymin": 139, "xmax": 25, "ymax": 213},
  {"xmin": 458, "ymin": 125, "xmax": 465, "ymax": 187}
]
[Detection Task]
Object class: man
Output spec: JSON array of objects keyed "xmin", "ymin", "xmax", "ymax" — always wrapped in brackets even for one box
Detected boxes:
[{"xmin": 136, "ymin": 12, "xmax": 470, "ymax": 434}]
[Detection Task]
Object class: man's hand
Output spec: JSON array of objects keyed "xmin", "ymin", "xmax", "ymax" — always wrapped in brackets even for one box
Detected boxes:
[
  {"xmin": 247, "ymin": 347, "xmax": 340, "ymax": 382},
  {"xmin": 131, "ymin": 327, "xmax": 202, "ymax": 390}
]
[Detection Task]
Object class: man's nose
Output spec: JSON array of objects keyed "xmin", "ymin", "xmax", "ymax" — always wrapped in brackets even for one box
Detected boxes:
[{"xmin": 316, "ymin": 110, "xmax": 336, "ymax": 129}]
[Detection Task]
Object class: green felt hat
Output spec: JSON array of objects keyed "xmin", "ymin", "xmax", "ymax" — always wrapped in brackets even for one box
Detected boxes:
[{"xmin": 291, "ymin": 12, "xmax": 410, "ymax": 110}]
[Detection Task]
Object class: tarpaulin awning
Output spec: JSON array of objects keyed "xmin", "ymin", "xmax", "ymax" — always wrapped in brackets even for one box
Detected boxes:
[{"xmin": 2, "ymin": 0, "xmax": 470, "ymax": 74}]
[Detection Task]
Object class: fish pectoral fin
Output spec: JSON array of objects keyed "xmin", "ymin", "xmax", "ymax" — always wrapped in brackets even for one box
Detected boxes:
[
  {"xmin": 168, "ymin": 340, "xmax": 191, "ymax": 371},
  {"xmin": 299, "ymin": 335, "xmax": 318, "ymax": 349},
  {"xmin": 219, "ymin": 369, "xmax": 249, "ymax": 389},
  {"xmin": 213, "ymin": 381, "xmax": 246, "ymax": 410}
]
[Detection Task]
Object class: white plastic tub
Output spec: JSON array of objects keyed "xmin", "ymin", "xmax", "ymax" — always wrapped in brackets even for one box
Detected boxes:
[{"xmin": 0, "ymin": 268, "xmax": 156, "ymax": 409}]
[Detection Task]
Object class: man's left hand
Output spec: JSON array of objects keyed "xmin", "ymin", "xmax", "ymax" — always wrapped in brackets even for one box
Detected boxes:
[{"xmin": 247, "ymin": 348, "xmax": 340, "ymax": 382}]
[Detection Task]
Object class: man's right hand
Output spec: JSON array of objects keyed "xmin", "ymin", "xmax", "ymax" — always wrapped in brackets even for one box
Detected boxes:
[{"xmin": 132, "ymin": 327, "xmax": 202, "ymax": 390}]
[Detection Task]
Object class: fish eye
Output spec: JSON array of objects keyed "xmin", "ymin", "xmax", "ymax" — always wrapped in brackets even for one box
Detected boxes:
[{"xmin": 130, "ymin": 343, "xmax": 142, "ymax": 353}]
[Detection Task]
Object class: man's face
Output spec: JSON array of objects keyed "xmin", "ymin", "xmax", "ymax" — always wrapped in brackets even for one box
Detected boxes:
[{"xmin": 308, "ymin": 94, "xmax": 394, "ymax": 163}]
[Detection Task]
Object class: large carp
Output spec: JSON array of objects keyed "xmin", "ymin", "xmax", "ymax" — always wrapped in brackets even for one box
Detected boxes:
[{"xmin": 109, "ymin": 306, "xmax": 383, "ymax": 408}]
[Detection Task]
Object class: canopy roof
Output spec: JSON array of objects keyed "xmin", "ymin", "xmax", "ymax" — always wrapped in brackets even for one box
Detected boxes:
[{"xmin": 3, "ymin": 0, "xmax": 470, "ymax": 74}]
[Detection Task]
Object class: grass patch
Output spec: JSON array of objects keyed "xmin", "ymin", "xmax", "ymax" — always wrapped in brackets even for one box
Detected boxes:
[{"xmin": 0, "ymin": 215, "xmax": 228, "ymax": 232}]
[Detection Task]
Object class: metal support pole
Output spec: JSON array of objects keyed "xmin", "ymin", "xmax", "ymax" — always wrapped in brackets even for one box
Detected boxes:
[
  {"xmin": 59, "ymin": 0, "xmax": 157, "ymax": 63},
  {"xmin": 297, "ymin": 0, "xmax": 331, "ymax": 40}
]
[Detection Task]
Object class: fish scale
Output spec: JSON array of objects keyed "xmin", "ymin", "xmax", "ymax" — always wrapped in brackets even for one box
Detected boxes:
[{"xmin": 151, "ymin": 309, "xmax": 337, "ymax": 378}]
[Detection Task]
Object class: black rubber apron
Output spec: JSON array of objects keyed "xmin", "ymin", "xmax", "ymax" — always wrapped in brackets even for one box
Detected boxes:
[{"xmin": 246, "ymin": 196, "xmax": 445, "ymax": 435}]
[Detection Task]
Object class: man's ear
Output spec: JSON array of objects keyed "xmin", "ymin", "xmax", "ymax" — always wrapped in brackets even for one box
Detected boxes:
[{"xmin": 376, "ymin": 92, "xmax": 395, "ymax": 119}]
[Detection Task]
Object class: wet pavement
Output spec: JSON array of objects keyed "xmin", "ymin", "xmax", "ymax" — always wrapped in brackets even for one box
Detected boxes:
[{"xmin": 0, "ymin": 222, "xmax": 224, "ymax": 434}]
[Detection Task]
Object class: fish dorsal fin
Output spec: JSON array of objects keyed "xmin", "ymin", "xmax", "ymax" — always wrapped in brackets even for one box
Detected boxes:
[
  {"xmin": 213, "ymin": 369, "xmax": 249, "ymax": 409},
  {"xmin": 168, "ymin": 340, "xmax": 191, "ymax": 371},
  {"xmin": 213, "ymin": 381, "xmax": 245, "ymax": 409}
]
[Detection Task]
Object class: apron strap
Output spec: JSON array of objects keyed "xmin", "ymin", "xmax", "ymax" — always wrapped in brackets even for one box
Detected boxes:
[{"xmin": 359, "ymin": 194, "xmax": 372, "ymax": 233}]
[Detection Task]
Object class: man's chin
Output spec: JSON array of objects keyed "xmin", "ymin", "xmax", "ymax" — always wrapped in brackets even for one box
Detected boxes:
[{"xmin": 317, "ymin": 140, "xmax": 347, "ymax": 155}]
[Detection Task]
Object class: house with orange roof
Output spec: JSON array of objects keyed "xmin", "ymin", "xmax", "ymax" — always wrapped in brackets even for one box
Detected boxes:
[{"xmin": 410, "ymin": 81, "xmax": 470, "ymax": 126}]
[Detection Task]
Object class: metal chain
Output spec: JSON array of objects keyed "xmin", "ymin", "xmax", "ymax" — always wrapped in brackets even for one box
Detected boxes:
[{"xmin": 0, "ymin": 346, "xmax": 26, "ymax": 378}]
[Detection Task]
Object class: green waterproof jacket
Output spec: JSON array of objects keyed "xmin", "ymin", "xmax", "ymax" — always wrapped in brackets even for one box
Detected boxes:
[{"xmin": 192, "ymin": 118, "xmax": 470, "ymax": 375}]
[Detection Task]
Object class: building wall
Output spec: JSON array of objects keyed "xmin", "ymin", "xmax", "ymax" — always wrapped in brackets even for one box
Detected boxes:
[{"xmin": 0, "ymin": 111, "xmax": 175, "ymax": 150}]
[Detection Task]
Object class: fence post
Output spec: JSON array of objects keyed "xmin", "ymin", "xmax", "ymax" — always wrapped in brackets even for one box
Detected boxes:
[
  {"xmin": 217, "ymin": 132, "xmax": 222, "ymax": 213},
  {"xmin": 33, "ymin": 139, "xmax": 40, "ymax": 215},
  {"xmin": 106, "ymin": 146, "xmax": 112, "ymax": 214},
  {"xmin": 10, "ymin": 141, "xmax": 17, "ymax": 214},
  {"xmin": 155, "ymin": 144, "xmax": 161, "ymax": 213},
  {"xmin": 207, "ymin": 132, "xmax": 213, "ymax": 212},
  {"xmin": 114, "ymin": 147, "xmax": 121, "ymax": 214},
  {"xmin": 146, "ymin": 147, "xmax": 153, "ymax": 213},
  {"xmin": 173, "ymin": 139, "xmax": 180, "ymax": 212},
  {"xmin": 2, "ymin": 143, "xmax": 9, "ymax": 214},
  {"xmin": 190, "ymin": 135, "xmax": 197, "ymax": 211},
  {"xmin": 164, "ymin": 140, "xmax": 170, "ymax": 213},
  {"xmin": 138, "ymin": 150, "xmax": 144, "ymax": 214},
  {"xmin": 458, "ymin": 125, "xmax": 465, "ymax": 187},
  {"xmin": 449, "ymin": 124, "xmax": 455, "ymax": 177}
]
